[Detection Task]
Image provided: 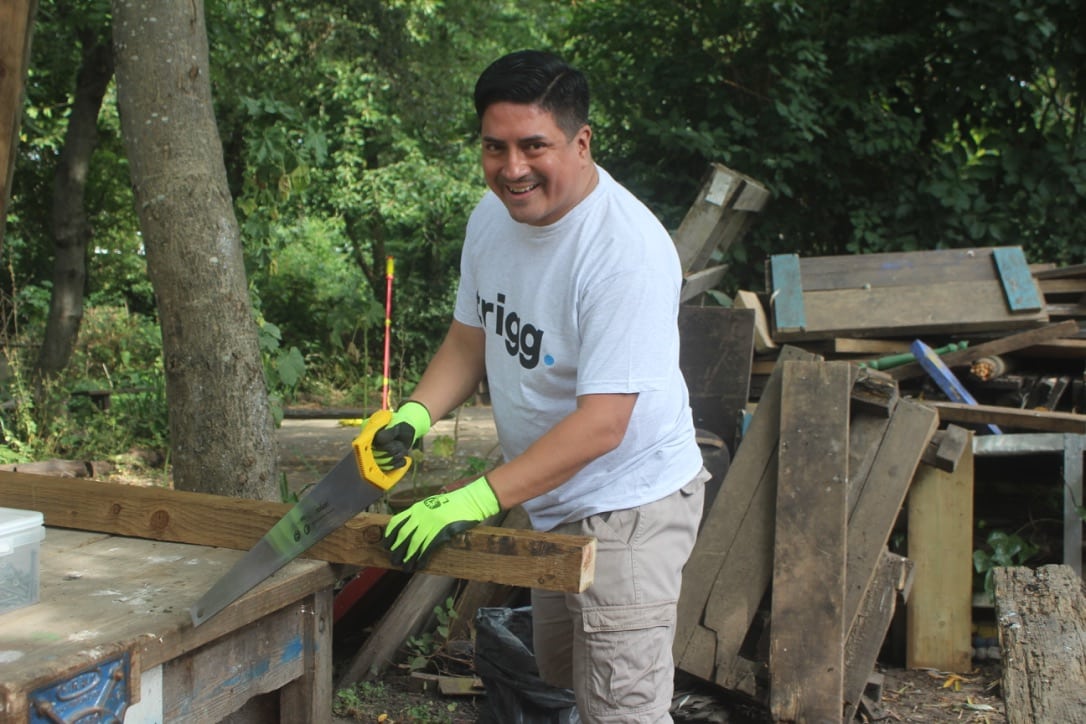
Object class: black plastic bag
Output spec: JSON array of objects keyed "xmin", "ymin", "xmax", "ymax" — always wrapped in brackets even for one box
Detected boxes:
[{"xmin": 474, "ymin": 606, "xmax": 577, "ymax": 724}]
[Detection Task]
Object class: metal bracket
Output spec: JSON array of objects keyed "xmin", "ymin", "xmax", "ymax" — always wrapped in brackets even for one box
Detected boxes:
[{"xmin": 30, "ymin": 652, "xmax": 131, "ymax": 724}]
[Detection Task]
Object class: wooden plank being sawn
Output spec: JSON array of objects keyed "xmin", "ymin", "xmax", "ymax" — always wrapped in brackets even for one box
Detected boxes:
[
  {"xmin": 770, "ymin": 361, "xmax": 851, "ymax": 723},
  {"xmin": 673, "ymin": 345, "xmax": 820, "ymax": 684},
  {"xmin": 0, "ymin": 472, "xmax": 595, "ymax": 593}
]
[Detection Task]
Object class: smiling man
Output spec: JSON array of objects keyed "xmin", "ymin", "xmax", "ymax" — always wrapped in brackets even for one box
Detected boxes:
[{"xmin": 375, "ymin": 50, "xmax": 707, "ymax": 723}]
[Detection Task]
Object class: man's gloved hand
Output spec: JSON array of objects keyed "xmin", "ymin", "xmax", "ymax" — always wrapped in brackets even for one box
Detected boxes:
[
  {"xmin": 383, "ymin": 476, "xmax": 501, "ymax": 571},
  {"xmin": 371, "ymin": 401, "xmax": 431, "ymax": 471}
]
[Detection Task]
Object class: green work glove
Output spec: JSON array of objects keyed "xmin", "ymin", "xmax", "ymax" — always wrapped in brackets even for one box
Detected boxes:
[
  {"xmin": 372, "ymin": 401, "xmax": 432, "ymax": 471},
  {"xmin": 383, "ymin": 476, "xmax": 501, "ymax": 571}
]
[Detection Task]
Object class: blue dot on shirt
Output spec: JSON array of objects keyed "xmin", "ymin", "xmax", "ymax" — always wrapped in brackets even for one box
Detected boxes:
[{"xmin": 544, "ymin": 355, "xmax": 555, "ymax": 366}]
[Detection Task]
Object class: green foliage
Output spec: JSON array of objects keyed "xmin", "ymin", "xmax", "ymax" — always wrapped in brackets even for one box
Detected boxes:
[
  {"xmin": 0, "ymin": 305, "xmax": 168, "ymax": 464},
  {"xmin": 254, "ymin": 312, "xmax": 307, "ymax": 425},
  {"xmin": 7, "ymin": 1, "xmax": 1085, "ymax": 465},
  {"xmin": 333, "ymin": 678, "xmax": 463, "ymax": 723},
  {"xmin": 973, "ymin": 529, "xmax": 1041, "ymax": 599},
  {"xmin": 404, "ymin": 596, "xmax": 458, "ymax": 673},
  {"xmin": 568, "ymin": 0, "xmax": 1086, "ymax": 292}
]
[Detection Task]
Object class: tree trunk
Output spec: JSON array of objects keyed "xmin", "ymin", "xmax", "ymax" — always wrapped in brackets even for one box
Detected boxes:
[
  {"xmin": 36, "ymin": 33, "xmax": 114, "ymax": 377},
  {"xmin": 0, "ymin": 0, "xmax": 38, "ymax": 252},
  {"xmin": 111, "ymin": 0, "xmax": 278, "ymax": 499}
]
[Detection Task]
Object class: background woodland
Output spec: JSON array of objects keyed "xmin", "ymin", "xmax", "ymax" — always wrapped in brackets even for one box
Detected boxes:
[{"xmin": 1, "ymin": 0, "xmax": 1083, "ymax": 496}]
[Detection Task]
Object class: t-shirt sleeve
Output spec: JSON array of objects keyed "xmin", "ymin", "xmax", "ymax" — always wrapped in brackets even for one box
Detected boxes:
[{"xmin": 575, "ymin": 261, "xmax": 681, "ymax": 396}]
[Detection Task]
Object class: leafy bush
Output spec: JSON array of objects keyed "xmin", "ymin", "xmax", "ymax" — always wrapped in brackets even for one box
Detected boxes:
[{"xmin": 0, "ymin": 304, "xmax": 168, "ymax": 464}]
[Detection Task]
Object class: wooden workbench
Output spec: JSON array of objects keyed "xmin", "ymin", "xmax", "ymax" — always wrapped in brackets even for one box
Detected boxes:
[{"xmin": 0, "ymin": 527, "xmax": 335, "ymax": 723}]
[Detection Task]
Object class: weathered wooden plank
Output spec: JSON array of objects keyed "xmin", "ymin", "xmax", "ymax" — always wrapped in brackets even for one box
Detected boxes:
[
  {"xmin": 993, "ymin": 246, "xmax": 1043, "ymax": 312},
  {"xmin": 1038, "ymin": 278, "xmax": 1086, "ymax": 295},
  {"xmin": 789, "ymin": 247, "xmax": 1021, "ymax": 291},
  {"xmin": 994, "ymin": 565, "xmax": 1086, "ymax": 723},
  {"xmin": 773, "ymin": 280, "xmax": 1048, "ymax": 342},
  {"xmin": 0, "ymin": 472, "xmax": 595, "ymax": 593},
  {"xmin": 842, "ymin": 552, "xmax": 912, "ymax": 722},
  {"xmin": 770, "ymin": 361, "xmax": 851, "ymax": 723},
  {"xmin": 1033, "ymin": 262, "xmax": 1086, "ymax": 279},
  {"xmin": 847, "ymin": 412, "xmax": 894, "ymax": 516},
  {"xmin": 673, "ymin": 164, "xmax": 768, "ymax": 274},
  {"xmin": 674, "ymin": 346, "xmax": 820, "ymax": 682},
  {"xmin": 833, "ymin": 337, "xmax": 911, "ymax": 355},
  {"xmin": 851, "ymin": 367, "xmax": 898, "ymax": 418},
  {"xmin": 906, "ymin": 443, "xmax": 974, "ymax": 673},
  {"xmin": 279, "ymin": 587, "xmax": 333, "ymax": 724},
  {"xmin": 680, "ymin": 263, "xmax": 729, "ymax": 302},
  {"xmin": 768, "ymin": 254, "xmax": 807, "ymax": 333},
  {"xmin": 673, "ymin": 164, "xmax": 742, "ymax": 272},
  {"xmin": 920, "ymin": 425, "xmax": 971, "ymax": 473},
  {"xmin": 678, "ymin": 306, "xmax": 755, "ymax": 453},
  {"xmin": 845, "ymin": 399, "xmax": 938, "ymax": 629},
  {"xmin": 732, "ymin": 290, "xmax": 776, "ymax": 353},
  {"xmin": 927, "ymin": 400, "xmax": 1086, "ymax": 434},
  {"xmin": 888, "ymin": 319, "xmax": 1079, "ymax": 380},
  {"xmin": 162, "ymin": 596, "xmax": 308, "ymax": 722}
]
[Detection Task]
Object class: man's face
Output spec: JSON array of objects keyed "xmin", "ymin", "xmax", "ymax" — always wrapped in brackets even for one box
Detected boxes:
[{"xmin": 480, "ymin": 102, "xmax": 595, "ymax": 227}]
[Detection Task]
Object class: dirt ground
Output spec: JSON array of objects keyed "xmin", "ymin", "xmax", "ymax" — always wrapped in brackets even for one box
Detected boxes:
[{"xmin": 277, "ymin": 405, "xmax": 1008, "ymax": 723}]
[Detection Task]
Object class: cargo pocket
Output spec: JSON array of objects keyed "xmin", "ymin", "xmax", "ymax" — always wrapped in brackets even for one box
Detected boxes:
[{"xmin": 580, "ymin": 600, "xmax": 676, "ymax": 718}]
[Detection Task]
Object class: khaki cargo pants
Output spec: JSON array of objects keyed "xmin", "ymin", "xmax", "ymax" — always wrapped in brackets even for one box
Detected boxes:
[{"xmin": 531, "ymin": 469, "xmax": 709, "ymax": 723}]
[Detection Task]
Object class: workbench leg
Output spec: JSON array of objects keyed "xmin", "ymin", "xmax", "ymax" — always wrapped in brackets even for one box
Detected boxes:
[
  {"xmin": 279, "ymin": 588, "xmax": 333, "ymax": 723},
  {"xmin": 1063, "ymin": 434, "xmax": 1084, "ymax": 578}
]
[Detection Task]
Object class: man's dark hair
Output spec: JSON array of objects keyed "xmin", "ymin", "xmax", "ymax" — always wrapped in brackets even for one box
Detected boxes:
[{"xmin": 473, "ymin": 50, "xmax": 589, "ymax": 138}]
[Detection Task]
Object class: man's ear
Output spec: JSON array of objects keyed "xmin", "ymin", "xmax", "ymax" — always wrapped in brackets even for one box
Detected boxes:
[{"xmin": 576, "ymin": 124, "xmax": 592, "ymax": 159}]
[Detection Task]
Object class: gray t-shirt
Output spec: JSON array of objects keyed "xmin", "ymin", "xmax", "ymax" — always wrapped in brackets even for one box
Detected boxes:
[{"xmin": 454, "ymin": 166, "xmax": 702, "ymax": 530}]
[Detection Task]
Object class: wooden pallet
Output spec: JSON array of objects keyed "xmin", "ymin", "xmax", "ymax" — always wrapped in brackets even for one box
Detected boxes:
[{"xmin": 766, "ymin": 247, "xmax": 1049, "ymax": 342}]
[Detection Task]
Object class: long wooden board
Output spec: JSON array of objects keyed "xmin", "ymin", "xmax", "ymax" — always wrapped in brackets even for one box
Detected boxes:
[
  {"xmin": 845, "ymin": 399, "xmax": 938, "ymax": 628},
  {"xmin": 673, "ymin": 346, "xmax": 820, "ymax": 684},
  {"xmin": 907, "ymin": 447, "xmax": 974, "ymax": 672},
  {"xmin": 0, "ymin": 472, "xmax": 595, "ymax": 593},
  {"xmin": 779, "ymin": 281, "xmax": 1048, "ymax": 340},
  {"xmin": 770, "ymin": 361, "xmax": 851, "ymax": 723},
  {"xmin": 926, "ymin": 400, "xmax": 1086, "ymax": 434}
]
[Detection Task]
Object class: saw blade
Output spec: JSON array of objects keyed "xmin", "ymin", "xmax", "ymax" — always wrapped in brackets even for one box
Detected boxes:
[{"xmin": 189, "ymin": 451, "xmax": 382, "ymax": 626}]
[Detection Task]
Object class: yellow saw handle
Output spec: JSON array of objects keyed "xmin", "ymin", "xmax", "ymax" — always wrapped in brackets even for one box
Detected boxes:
[{"xmin": 352, "ymin": 408, "xmax": 412, "ymax": 491}]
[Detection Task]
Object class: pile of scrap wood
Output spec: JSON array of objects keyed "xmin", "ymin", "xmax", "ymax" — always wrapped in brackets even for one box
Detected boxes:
[
  {"xmin": 674, "ymin": 346, "xmax": 949, "ymax": 721},
  {"xmin": 738, "ymin": 246, "xmax": 1086, "ymax": 433},
  {"xmin": 669, "ymin": 165, "xmax": 1086, "ymax": 718}
]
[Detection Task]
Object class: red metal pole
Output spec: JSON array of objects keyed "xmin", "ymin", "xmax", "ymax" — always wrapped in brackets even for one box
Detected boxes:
[{"xmin": 381, "ymin": 256, "xmax": 395, "ymax": 410}]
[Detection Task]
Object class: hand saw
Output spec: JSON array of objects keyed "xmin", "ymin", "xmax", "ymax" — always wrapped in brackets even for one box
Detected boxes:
[{"xmin": 189, "ymin": 409, "xmax": 409, "ymax": 626}]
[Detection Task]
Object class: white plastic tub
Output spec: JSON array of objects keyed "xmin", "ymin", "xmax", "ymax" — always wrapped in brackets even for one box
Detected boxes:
[{"xmin": 0, "ymin": 507, "xmax": 45, "ymax": 615}]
